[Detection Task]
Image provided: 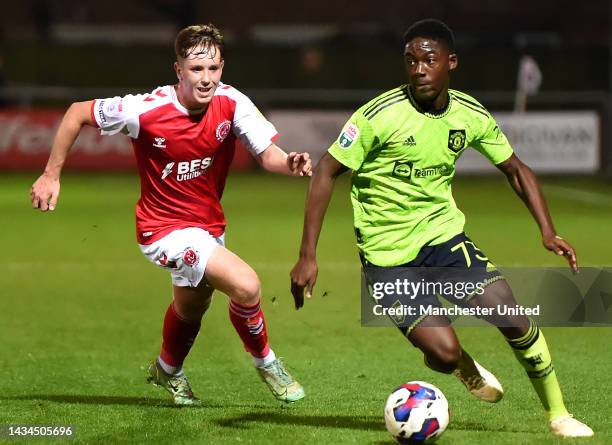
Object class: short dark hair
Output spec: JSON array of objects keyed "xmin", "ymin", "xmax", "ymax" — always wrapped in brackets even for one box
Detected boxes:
[
  {"xmin": 403, "ymin": 19, "xmax": 455, "ymax": 52},
  {"xmin": 174, "ymin": 24, "xmax": 225, "ymax": 60}
]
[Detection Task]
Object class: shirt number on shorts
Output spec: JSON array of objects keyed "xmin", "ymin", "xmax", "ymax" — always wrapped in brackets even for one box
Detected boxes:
[{"xmin": 450, "ymin": 241, "xmax": 488, "ymax": 267}]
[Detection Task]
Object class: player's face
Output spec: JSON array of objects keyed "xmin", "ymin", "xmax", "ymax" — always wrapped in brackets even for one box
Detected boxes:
[
  {"xmin": 174, "ymin": 44, "xmax": 224, "ymax": 110},
  {"xmin": 404, "ymin": 38, "xmax": 457, "ymax": 106}
]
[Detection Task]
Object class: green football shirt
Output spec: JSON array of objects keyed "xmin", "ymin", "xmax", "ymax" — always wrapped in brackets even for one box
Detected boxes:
[{"xmin": 328, "ymin": 85, "xmax": 513, "ymax": 266}]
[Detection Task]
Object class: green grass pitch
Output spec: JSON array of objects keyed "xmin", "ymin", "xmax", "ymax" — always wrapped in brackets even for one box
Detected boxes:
[{"xmin": 1, "ymin": 172, "xmax": 610, "ymax": 444}]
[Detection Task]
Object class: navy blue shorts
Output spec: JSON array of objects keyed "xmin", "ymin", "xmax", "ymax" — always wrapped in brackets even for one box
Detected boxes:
[{"xmin": 362, "ymin": 233, "xmax": 503, "ymax": 334}]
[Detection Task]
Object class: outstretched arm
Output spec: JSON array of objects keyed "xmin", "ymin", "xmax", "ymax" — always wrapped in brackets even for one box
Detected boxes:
[
  {"xmin": 290, "ymin": 153, "xmax": 348, "ymax": 308},
  {"xmin": 256, "ymin": 144, "xmax": 312, "ymax": 176},
  {"xmin": 31, "ymin": 100, "xmax": 95, "ymax": 211},
  {"xmin": 496, "ymin": 153, "xmax": 578, "ymax": 272}
]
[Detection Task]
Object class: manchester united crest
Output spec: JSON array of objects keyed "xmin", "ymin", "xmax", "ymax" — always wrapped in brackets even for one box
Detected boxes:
[{"xmin": 448, "ymin": 129, "xmax": 466, "ymax": 152}]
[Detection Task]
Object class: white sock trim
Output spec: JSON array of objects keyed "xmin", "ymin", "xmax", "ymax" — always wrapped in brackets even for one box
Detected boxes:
[
  {"xmin": 157, "ymin": 357, "xmax": 183, "ymax": 376},
  {"xmin": 253, "ymin": 349, "xmax": 276, "ymax": 368}
]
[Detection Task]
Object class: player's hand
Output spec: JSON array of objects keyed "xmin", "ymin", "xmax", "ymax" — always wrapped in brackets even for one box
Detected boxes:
[
  {"xmin": 290, "ymin": 257, "xmax": 318, "ymax": 309},
  {"xmin": 287, "ymin": 152, "xmax": 313, "ymax": 177},
  {"xmin": 31, "ymin": 173, "xmax": 60, "ymax": 212},
  {"xmin": 543, "ymin": 234, "xmax": 578, "ymax": 273}
]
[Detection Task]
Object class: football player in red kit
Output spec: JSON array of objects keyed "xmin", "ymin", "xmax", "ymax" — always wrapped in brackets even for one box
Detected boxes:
[{"xmin": 30, "ymin": 24, "xmax": 310, "ymax": 405}]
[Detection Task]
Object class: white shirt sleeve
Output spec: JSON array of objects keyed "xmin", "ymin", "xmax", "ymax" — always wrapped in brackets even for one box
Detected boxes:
[
  {"xmin": 229, "ymin": 89, "xmax": 278, "ymax": 156},
  {"xmin": 92, "ymin": 93, "xmax": 148, "ymax": 138}
]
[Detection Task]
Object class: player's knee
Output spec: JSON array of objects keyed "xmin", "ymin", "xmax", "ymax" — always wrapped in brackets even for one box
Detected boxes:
[
  {"xmin": 497, "ymin": 316, "xmax": 530, "ymax": 339},
  {"xmin": 429, "ymin": 342, "xmax": 461, "ymax": 373},
  {"xmin": 232, "ymin": 273, "xmax": 261, "ymax": 306}
]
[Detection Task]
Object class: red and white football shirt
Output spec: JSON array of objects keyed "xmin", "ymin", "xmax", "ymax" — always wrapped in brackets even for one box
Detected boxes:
[{"xmin": 91, "ymin": 83, "xmax": 278, "ymax": 244}]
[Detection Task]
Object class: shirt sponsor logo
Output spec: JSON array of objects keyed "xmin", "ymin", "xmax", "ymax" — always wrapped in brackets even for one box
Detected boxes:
[
  {"xmin": 448, "ymin": 129, "xmax": 466, "ymax": 152},
  {"xmin": 412, "ymin": 164, "xmax": 451, "ymax": 178},
  {"xmin": 338, "ymin": 123, "xmax": 359, "ymax": 149},
  {"xmin": 393, "ymin": 161, "xmax": 451, "ymax": 180},
  {"xmin": 153, "ymin": 137, "xmax": 166, "ymax": 149},
  {"xmin": 215, "ymin": 120, "xmax": 232, "ymax": 142},
  {"xmin": 393, "ymin": 161, "xmax": 412, "ymax": 178},
  {"xmin": 160, "ymin": 157, "xmax": 214, "ymax": 182},
  {"xmin": 161, "ymin": 162, "xmax": 175, "ymax": 180}
]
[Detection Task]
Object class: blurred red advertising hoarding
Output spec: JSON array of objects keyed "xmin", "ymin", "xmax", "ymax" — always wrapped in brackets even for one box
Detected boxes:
[{"xmin": 0, "ymin": 109, "xmax": 256, "ymax": 170}]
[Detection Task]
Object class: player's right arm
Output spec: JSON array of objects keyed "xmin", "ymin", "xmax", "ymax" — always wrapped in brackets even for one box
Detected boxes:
[
  {"xmin": 467, "ymin": 98, "xmax": 578, "ymax": 272},
  {"xmin": 290, "ymin": 153, "xmax": 347, "ymax": 309},
  {"xmin": 290, "ymin": 111, "xmax": 375, "ymax": 308},
  {"xmin": 30, "ymin": 100, "xmax": 95, "ymax": 211}
]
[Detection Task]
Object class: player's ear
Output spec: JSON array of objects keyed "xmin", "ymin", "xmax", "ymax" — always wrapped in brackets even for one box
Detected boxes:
[
  {"xmin": 174, "ymin": 61, "xmax": 183, "ymax": 81},
  {"xmin": 448, "ymin": 53, "xmax": 458, "ymax": 71}
]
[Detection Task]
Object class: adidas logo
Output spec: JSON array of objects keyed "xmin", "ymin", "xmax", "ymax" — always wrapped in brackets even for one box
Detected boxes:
[{"xmin": 404, "ymin": 135, "xmax": 416, "ymax": 146}]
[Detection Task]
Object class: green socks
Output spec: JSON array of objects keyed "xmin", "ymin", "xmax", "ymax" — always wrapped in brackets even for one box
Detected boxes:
[{"xmin": 506, "ymin": 319, "xmax": 569, "ymax": 421}]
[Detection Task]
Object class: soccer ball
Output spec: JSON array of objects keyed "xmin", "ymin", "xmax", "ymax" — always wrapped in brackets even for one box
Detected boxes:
[{"xmin": 384, "ymin": 381, "xmax": 449, "ymax": 444}]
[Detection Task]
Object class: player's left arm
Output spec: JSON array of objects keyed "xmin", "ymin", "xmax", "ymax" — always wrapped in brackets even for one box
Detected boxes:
[
  {"xmin": 496, "ymin": 154, "xmax": 578, "ymax": 272},
  {"xmin": 256, "ymin": 143, "xmax": 312, "ymax": 176}
]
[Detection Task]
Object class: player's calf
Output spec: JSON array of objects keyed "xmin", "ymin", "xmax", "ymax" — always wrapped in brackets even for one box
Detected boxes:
[
  {"xmin": 408, "ymin": 318, "xmax": 503, "ymax": 403},
  {"xmin": 421, "ymin": 347, "xmax": 504, "ymax": 403},
  {"xmin": 423, "ymin": 346, "xmax": 461, "ymax": 374},
  {"xmin": 228, "ymin": 300, "xmax": 305, "ymax": 403},
  {"xmin": 408, "ymin": 321, "xmax": 461, "ymax": 374},
  {"xmin": 158, "ymin": 301, "xmax": 202, "ymax": 376}
]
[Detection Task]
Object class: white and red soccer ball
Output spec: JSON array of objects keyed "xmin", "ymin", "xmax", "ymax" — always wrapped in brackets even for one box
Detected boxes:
[{"xmin": 384, "ymin": 381, "xmax": 449, "ymax": 444}]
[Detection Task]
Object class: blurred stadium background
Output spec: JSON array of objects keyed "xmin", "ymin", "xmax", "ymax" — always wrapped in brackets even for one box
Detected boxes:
[
  {"xmin": 0, "ymin": 0, "xmax": 610, "ymax": 173},
  {"xmin": 1, "ymin": 2, "xmax": 611, "ymax": 444}
]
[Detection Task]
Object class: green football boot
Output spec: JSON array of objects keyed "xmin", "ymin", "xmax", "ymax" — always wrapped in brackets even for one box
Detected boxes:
[
  {"xmin": 256, "ymin": 358, "xmax": 305, "ymax": 403},
  {"xmin": 146, "ymin": 360, "xmax": 201, "ymax": 406}
]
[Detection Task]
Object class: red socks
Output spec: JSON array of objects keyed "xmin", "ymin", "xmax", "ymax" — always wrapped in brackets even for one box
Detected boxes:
[
  {"xmin": 159, "ymin": 303, "xmax": 201, "ymax": 370},
  {"xmin": 158, "ymin": 300, "xmax": 271, "ymax": 374},
  {"xmin": 229, "ymin": 300, "xmax": 270, "ymax": 358}
]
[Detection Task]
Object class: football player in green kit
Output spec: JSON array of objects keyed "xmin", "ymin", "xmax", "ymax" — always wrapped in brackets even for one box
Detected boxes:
[{"xmin": 290, "ymin": 19, "xmax": 593, "ymax": 437}]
